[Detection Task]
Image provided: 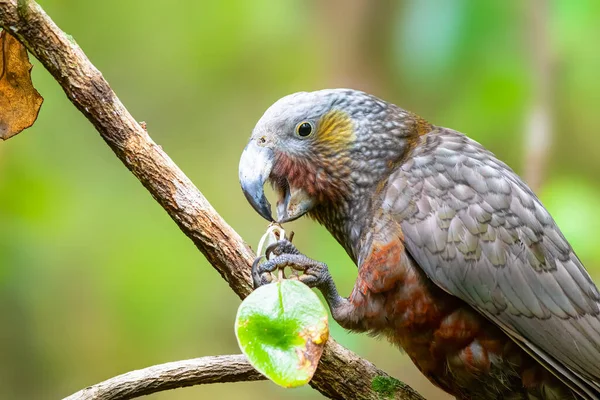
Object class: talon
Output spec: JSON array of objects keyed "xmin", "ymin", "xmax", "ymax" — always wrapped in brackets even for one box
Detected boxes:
[
  {"xmin": 265, "ymin": 239, "xmax": 299, "ymax": 259},
  {"xmin": 265, "ymin": 242, "xmax": 279, "ymax": 260},
  {"xmin": 252, "ymin": 255, "xmax": 265, "ymax": 271},
  {"xmin": 251, "ymin": 255, "xmax": 266, "ymax": 289},
  {"xmin": 251, "ymin": 242, "xmax": 330, "ymax": 291}
]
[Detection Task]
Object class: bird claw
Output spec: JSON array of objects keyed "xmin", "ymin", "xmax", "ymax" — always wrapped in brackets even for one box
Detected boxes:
[
  {"xmin": 295, "ymin": 261, "xmax": 330, "ymax": 289},
  {"xmin": 264, "ymin": 238, "xmax": 300, "ymax": 259},
  {"xmin": 252, "ymin": 239, "xmax": 330, "ymax": 290},
  {"xmin": 251, "ymin": 254, "xmax": 271, "ymax": 288}
]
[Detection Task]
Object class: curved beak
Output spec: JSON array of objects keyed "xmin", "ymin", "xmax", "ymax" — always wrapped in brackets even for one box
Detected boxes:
[{"xmin": 239, "ymin": 139, "xmax": 275, "ymax": 222}]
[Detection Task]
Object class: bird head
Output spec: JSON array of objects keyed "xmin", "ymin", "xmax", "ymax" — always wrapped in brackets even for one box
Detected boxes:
[{"xmin": 239, "ymin": 89, "xmax": 430, "ymax": 224}]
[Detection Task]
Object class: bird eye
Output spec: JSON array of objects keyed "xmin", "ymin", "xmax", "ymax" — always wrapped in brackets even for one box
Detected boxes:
[{"xmin": 296, "ymin": 122, "xmax": 313, "ymax": 138}]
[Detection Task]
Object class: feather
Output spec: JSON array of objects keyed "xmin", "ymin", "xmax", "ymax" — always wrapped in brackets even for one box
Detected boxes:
[{"xmin": 390, "ymin": 129, "xmax": 600, "ymax": 398}]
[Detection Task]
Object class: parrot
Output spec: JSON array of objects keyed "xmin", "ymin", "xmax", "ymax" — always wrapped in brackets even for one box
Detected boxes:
[{"xmin": 238, "ymin": 89, "xmax": 600, "ymax": 400}]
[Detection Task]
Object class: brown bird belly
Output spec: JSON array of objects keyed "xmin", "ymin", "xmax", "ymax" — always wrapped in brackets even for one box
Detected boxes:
[{"xmin": 355, "ymin": 246, "xmax": 577, "ymax": 399}]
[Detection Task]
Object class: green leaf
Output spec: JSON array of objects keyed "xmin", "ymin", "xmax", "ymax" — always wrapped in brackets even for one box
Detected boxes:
[{"xmin": 235, "ymin": 279, "xmax": 329, "ymax": 388}]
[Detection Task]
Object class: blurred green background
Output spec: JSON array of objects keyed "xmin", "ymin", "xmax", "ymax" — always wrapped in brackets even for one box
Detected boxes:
[{"xmin": 1, "ymin": 1, "xmax": 600, "ymax": 399}]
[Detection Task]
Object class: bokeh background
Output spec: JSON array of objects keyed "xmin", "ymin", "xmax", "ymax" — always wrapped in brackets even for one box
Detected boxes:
[{"xmin": 1, "ymin": 0, "xmax": 600, "ymax": 399}]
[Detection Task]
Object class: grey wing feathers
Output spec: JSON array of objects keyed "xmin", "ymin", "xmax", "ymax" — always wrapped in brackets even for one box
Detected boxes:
[{"xmin": 385, "ymin": 129, "xmax": 600, "ymax": 399}]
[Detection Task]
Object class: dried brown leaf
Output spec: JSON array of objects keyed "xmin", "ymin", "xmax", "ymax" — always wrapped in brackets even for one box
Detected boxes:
[{"xmin": 0, "ymin": 29, "xmax": 43, "ymax": 140}]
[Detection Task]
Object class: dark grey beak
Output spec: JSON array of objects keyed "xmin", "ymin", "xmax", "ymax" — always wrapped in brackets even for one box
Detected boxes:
[{"xmin": 239, "ymin": 139, "xmax": 275, "ymax": 222}]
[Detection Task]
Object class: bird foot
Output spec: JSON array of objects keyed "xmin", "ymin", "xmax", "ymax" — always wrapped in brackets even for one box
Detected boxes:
[{"xmin": 252, "ymin": 239, "xmax": 332, "ymax": 290}]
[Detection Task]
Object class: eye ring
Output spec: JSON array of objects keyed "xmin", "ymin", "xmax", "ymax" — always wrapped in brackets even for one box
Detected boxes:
[{"xmin": 296, "ymin": 121, "xmax": 313, "ymax": 138}]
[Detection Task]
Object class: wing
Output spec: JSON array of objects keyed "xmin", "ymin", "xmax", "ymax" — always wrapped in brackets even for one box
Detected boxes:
[{"xmin": 384, "ymin": 129, "xmax": 600, "ymax": 398}]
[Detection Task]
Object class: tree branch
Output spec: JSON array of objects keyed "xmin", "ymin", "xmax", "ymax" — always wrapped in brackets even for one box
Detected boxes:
[
  {"xmin": 0, "ymin": 1, "xmax": 424, "ymax": 399},
  {"xmin": 63, "ymin": 355, "xmax": 265, "ymax": 400}
]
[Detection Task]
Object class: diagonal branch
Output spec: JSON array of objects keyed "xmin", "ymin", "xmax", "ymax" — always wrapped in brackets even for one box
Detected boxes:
[{"xmin": 0, "ymin": 1, "xmax": 424, "ymax": 399}]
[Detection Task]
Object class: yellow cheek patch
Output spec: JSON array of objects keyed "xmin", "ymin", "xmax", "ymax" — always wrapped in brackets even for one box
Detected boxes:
[{"xmin": 314, "ymin": 110, "xmax": 355, "ymax": 153}]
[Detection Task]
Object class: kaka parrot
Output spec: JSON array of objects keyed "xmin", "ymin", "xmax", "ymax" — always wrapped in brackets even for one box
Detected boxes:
[{"xmin": 238, "ymin": 89, "xmax": 600, "ymax": 399}]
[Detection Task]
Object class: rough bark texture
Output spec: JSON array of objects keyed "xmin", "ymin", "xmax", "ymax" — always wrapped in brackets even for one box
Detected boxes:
[{"xmin": 0, "ymin": 1, "xmax": 424, "ymax": 399}]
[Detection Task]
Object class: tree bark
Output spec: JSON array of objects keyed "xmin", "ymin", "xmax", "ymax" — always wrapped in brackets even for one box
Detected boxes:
[
  {"xmin": 0, "ymin": 1, "xmax": 424, "ymax": 399},
  {"xmin": 63, "ymin": 355, "xmax": 265, "ymax": 400}
]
